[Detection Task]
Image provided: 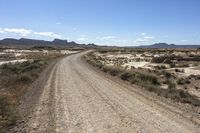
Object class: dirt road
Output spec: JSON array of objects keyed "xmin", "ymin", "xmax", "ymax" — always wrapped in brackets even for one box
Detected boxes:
[{"xmin": 12, "ymin": 51, "xmax": 200, "ymax": 133}]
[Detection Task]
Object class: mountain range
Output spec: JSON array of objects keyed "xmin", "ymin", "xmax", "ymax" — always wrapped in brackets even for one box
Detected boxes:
[
  {"xmin": 138, "ymin": 43, "xmax": 200, "ymax": 49},
  {"xmin": 0, "ymin": 38, "xmax": 200, "ymax": 49},
  {"xmin": 0, "ymin": 38, "xmax": 97, "ymax": 48}
]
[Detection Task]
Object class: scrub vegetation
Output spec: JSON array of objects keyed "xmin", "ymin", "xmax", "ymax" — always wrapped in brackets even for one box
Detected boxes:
[
  {"xmin": 85, "ymin": 50, "xmax": 200, "ymax": 107},
  {"xmin": 0, "ymin": 50, "xmax": 66, "ymax": 132}
]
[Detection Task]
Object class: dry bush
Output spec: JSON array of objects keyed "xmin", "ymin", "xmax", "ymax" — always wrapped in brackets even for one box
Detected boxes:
[
  {"xmin": 85, "ymin": 51, "xmax": 200, "ymax": 107},
  {"xmin": 0, "ymin": 96, "xmax": 17, "ymax": 132},
  {"xmin": 0, "ymin": 54, "xmax": 63, "ymax": 132}
]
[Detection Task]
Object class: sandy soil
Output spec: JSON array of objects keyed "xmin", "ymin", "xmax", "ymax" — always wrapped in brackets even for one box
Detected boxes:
[
  {"xmin": 9, "ymin": 51, "xmax": 200, "ymax": 133},
  {"xmin": 123, "ymin": 62, "xmax": 149, "ymax": 69},
  {"xmin": 167, "ymin": 67, "xmax": 200, "ymax": 77},
  {"xmin": 0, "ymin": 59, "xmax": 27, "ymax": 66}
]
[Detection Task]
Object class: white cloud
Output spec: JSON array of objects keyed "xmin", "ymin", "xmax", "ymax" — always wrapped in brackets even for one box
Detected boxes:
[
  {"xmin": 135, "ymin": 38, "xmax": 147, "ymax": 43},
  {"xmin": 76, "ymin": 35, "xmax": 128, "ymax": 45},
  {"xmin": 141, "ymin": 32, "xmax": 146, "ymax": 36},
  {"xmin": 76, "ymin": 35, "xmax": 88, "ymax": 41},
  {"xmin": 0, "ymin": 27, "xmax": 64, "ymax": 39},
  {"xmin": 144, "ymin": 36, "xmax": 154, "ymax": 39},
  {"xmin": 180, "ymin": 40, "xmax": 188, "ymax": 43},
  {"xmin": 113, "ymin": 39, "xmax": 129, "ymax": 43},
  {"xmin": 0, "ymin": 28, "xmax": 3, "ymax": 33},
  {"xmin": 96, "ymin": 36, "xmax": 117, "ymax": 40},
  {"xmin": 56, "ymin": 22, "xmax": 61, "ymax": 25},
  {"xmin": 34, "ymin": 32, "xmax": 61, "ymax": 38},
  {"xmin": 80, "ymin": 34, "xmax": 87, "ymax": 37},
  {"xmin": 135, "ymin": 35, "xmax": 154, "ymax": 43},
  {"xmin": 3, "ymin": 28, "xmax": 32, "ymax": 36},
  {"xmin": 134, "ymin": 33, "xmax": 155, "ymax": 43},
  {"xmin": 77, "ymin": 37, "xmax": 87, "ymax": 41}
]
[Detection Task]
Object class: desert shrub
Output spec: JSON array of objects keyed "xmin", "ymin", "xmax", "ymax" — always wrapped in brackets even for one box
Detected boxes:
[
  {"xmin": 169, "ymin": 62, "xmax": 175, "ymax": 68},
  {"xmin": 146, "ymin": 85, "xmax": 159, "ymax": 92},
  {"xmin": 85, "ymin": 52, "xmax": 200, "ymax": 106},
  {"xmin": 160, "ymin": 65, "xmax": 167, "ymax": 69},
  {"xmin": 130, "ymin": 77, "xmax": 140, "ymax": 84},
  {"xmin": 163, "ymin": 71, "xmax": 172, "ymax": 79},
  {"xmin": 185, "ymin": 79, "xmax": 191, "ymax": 84},
  {"xmin": 124, "ymin": 60, "xmax": 128, "ymax": 63},
  {"xmin": 120, "ymin": 72, "xmax": 134, "ymax": 81},
  {"xmin": 119, "ymin": 70, "xmax": 159, "ymax": 85},
  {"xmin": 97, "ymin": 49, "xmax": 110, "ymax": 53},
  {"xmin": 94, "ymin": 62, "xmax": 103, "ymax": 68},
  {"xmin": 177, "ymin": 57, "xmax": 200, "ymax": 61},
  {"xmin": 166, "ymin": 80, "xmax": 176, "ymax": 89},
  {"xmin": 171, "ymin": 90, "xmax": 200, "ymax": 106},
  {"xmin": 0, "ymin": 53, "xmax": 63, "ymax": 131},
  {"xmin": 193, "ymin": 63, "xmax": 199, "ymax": 66},
  {"xmin": 0, "ymin": 60, "xmax": 48, "ymax": 89},
  {"xmin": 155, "ymin": 65, "xmax": 167, "ymax": 70},
  {"xmin": 15, "ymin": 74, "xmax": 32, "ymax": 84},
  {"xmin": 195, "ymin": 75, "xmax": 200, "ymax": 80},
  {"xmin": 177, "ymin": 77, "xmax": 191, "ymax": 85},
  {"xmin": 109, "ymin": 67, "xmax": 123, "ymax": 76},
  {"xmin": 175, "ymin": 69, "xmax": 184, "ymax": 73},
  {"xmin": 0, "ymin": 96, "xmax": 17, "ymax": 131},
  {"xmin": 20, "ymin": 61, "xmax": 42, "ymax": 73},
  {"xmin": 163, "ymin": 58, "xmax": 172, "ymax": 64},
  {"xmin": 136, "ymin": 72, "xmax": 159, "ymax": 85},
  {"xmin": 177, "ymin": 78, "xmax": 185, "ymax": 85},
  {"xmin": 195, "ymin": 86, "xmax": 199, "ymax": 90},
  {"xmin": 184, "ymin": 86, "xmax": 188, "ymax": 90},
  {"xmin": 152, "ymin": 87, "xmax": 200, "ymax": 106},
  {"xmin": 0, "ymin": 61, "xmax": 45, "ymax": 75},
  {"xmin": 84, "ymin": 53, "xmax": 103, "ymax": 69},
  {"xmin": 177, "ymin": 63, "xmax": 189, "ymax": 68},
  {"xmin": 152, "ymin": 56, "xmax": 166, "ymax": 63},
  {"xmin": 85, "ymin": 53, "xmax": 123, "ymax": 76},
  {"xmin": 0, "ymin": 63, "xmax": 24, "ymax": 75},
  {"xmin": 154, "ymin": 66, "xmax": 161, "ymax": 70},
  {"xmin": 102, "ymin": 66, "xmax": 111, "ymax": 73}
]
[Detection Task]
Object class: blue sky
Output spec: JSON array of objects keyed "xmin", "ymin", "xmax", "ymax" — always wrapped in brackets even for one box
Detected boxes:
[{"xmin": 0, "ymin": 0, "xmax": 200, "ymax": 46}]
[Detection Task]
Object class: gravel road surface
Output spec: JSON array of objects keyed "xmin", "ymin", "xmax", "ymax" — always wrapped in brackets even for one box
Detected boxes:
[{"xmin": 11, "ymin": 51, "xmax": 200, "ymax": 133}]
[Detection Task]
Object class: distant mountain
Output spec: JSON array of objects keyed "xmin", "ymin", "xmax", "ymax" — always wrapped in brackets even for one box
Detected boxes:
[
  {"xmin": 139, "ymin": 43, "xmax": 200, "ymax": 49},
  {"xmin": 0, "ymin": 38, "xmax": 98, "ymax": 48}
]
